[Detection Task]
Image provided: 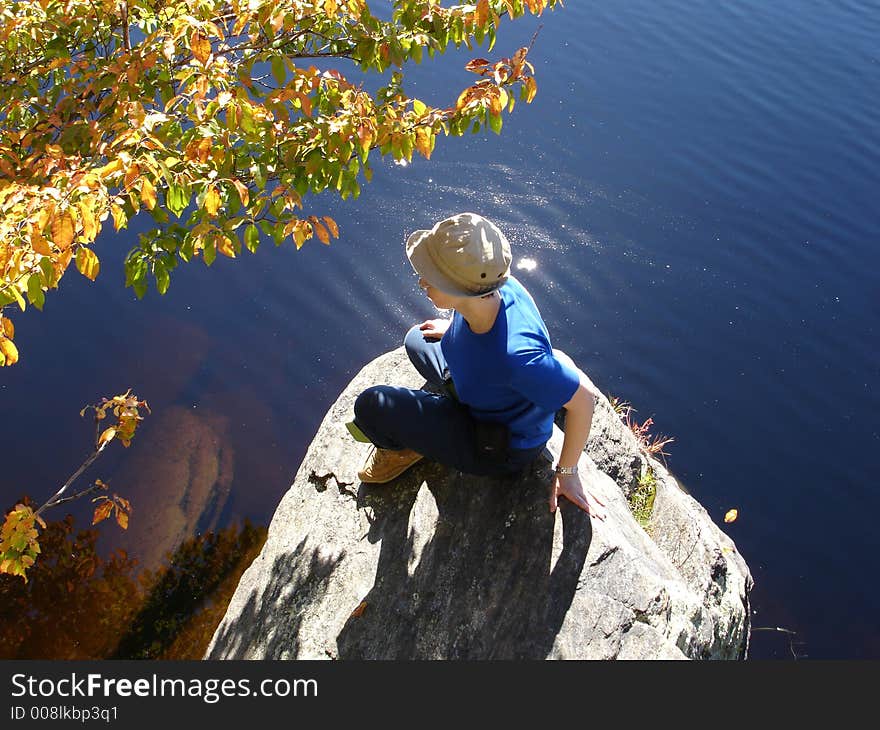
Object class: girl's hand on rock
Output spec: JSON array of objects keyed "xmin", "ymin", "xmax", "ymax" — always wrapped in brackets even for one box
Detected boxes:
[
  {"xmin": 419, "ymin": 318, "xmax": 450, "ymax": 340},
  {"xmin": 550, "ymin": 473, "xmax": 606, "ymax": 520}
]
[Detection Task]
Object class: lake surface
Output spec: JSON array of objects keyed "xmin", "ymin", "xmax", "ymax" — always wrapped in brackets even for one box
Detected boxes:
[{"xmin": 2, "ymin": 0, "xmax": 878, "ymax": 658}]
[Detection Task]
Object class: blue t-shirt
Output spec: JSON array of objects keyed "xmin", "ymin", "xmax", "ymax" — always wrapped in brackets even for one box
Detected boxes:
[{"xmin": 440, "ymin": 276, "xmax": 581, "ymax": 449}]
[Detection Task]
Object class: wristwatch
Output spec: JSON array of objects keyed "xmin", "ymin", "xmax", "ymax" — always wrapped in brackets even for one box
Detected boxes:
[{"xmin": 555, "ymin": 464, "xmax": 578, "ymax": 476}]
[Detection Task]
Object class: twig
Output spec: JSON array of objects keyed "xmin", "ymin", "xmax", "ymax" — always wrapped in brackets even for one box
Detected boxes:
[
  {"xmin": 34, "ymin": 441, "xmax": 109, "ymax": 518},
  {"xmin": 41, "ymin": 481, "xmax": 106, "ymax": 511},
  {"xmin": 120, "ymin": 2, "xmax": 131, "ymax": 53}
]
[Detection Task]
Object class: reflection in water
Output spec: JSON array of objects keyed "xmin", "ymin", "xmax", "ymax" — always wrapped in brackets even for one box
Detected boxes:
[
  {"xmin": 107, "ymin": 406, "xmax": 234, "ymax": 574},
  {"xmin": 0, "ymin": 507, "xmax": 265, "ymax": 660}
]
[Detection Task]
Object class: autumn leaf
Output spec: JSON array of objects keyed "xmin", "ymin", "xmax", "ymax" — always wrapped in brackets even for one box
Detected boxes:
[
  {"xmin": 216, "ymin": 235, "xmax": 236, "ymax": 258},
  {"xmin": 231, "ymin": 179, "xmax": 249, "ymax": 207},
  {"xmin": 323, "ymin": 216, "xmax": 339, "ymax": 238},
  {"xmin": 1, "ymin": 316, "xmax": 13, "ymax": 338},
  {"xmin": 76, "ymin": 248, "xmax": 100, "ymax": 281},
  {"xmin": 115, "ymin": 509, "xmax": 129, "ymax": 530},
  {"xmin": 140, "ymin": 177, "xmax": 157, "ymax": 210},
  {"xmin": 51, "ymin": 211, "xmax": 75, "ymax": 249},
  {"xmin": 309, "ymin": 216, "xmax": 330, "ymax": 245},
  {"xmin": 98, "ymin": 427, "xmax": 116, "ymax": 447},
  {"xmin": 475, "ymin": 0, "xmax": 489, "ymax": 27},
  {"xmin": 0, "ymin": 337, "xmax": 19, "ymax": 366},
  {"xmin": 523, "ymin": 76, "xmax": 538, "ymax": 103},
  {"xmin": 92, "ymin": 500, "xmax": 113, "ymax": 525},
  {"xmin": 724, "ymin": 509, "xmax": 738, "ymax": 523},
  {"xmin": 78, "ymin": 200, "xmax": 98, "ymax": 241},
  {"xmin": 204, "ymin": 186, "xmax": 221, "ymax": 216},
  {"xmin": 111, "ymin": 204, "xmax": 127, "ymax": 231},
  {"xmin": 349, "ymin": 600, "xmax": 368, "ymax": 619},
  {"xmin": 190, "ymin": 31, "xmax": 212, "ymax": 65}
]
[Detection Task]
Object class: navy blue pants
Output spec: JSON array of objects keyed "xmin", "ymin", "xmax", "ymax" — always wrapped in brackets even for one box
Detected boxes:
[{"xmin": 353, "ymin": 326, "xmax": 546, "ymax": 477}]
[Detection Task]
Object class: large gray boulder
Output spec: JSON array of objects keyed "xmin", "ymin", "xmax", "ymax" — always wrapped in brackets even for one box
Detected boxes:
[{"xmin": 206, "ymin": 348, "xmax": 752, "ymax": 660}]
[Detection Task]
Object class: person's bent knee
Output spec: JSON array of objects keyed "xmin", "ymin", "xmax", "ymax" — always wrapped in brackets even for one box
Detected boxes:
[
  {"xmin": 404, "ymin": 324, "xmax": 426, "ymax": 354},
  {"xmin": 354, "ymin": 386, "xmax": 388, "ymax": 426}
]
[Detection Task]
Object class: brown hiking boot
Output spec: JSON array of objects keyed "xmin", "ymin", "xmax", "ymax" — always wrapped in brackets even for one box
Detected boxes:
[{"xmin": 357, "ymin": 446, "xmax": 423, "ymax": 484}]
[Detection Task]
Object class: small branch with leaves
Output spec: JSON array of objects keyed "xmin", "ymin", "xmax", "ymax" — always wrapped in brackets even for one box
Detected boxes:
[{"xmin": 0, "ymin": 390, "xmax": 149, "ymax": 582}]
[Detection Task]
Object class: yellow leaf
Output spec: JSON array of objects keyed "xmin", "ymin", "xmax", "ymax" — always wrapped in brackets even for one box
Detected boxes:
[
  {"xmin": 96, "ymin": 159, "xmax": 123, "ymax": 180},
  {"xmin": 190, "ymin": 31, "xmax": 212, "ymax": 65},
  {"xmin": 111, "ymin": 204, "xmax": 127, "ymax": 231},
  {"xmin": 204, "ymin": 186, "xmax": 221, "ymax": 216},
  {"xmin": 51, "ymin": 211, "xmax": 75, "ymax": 249},
  {"xmin": 724, "ymin": 509, "xmax": 738, "ymax": 524},
  {"xmin": 232, "ymin": 179, "xmax": 249, "ymax": 206},
  {"xmin": 98, "ymin": 427, "xmax": 117, "ymax": 446},
  {"xmin": 1, "ymin": 317, "xmax": 13, "ymax": 338},
  {"xmin": 415, "ymin": 127, "xmax": 433, "ymax": 159},
  {"xmin": 140, "ymin": 177, "xmax": 157, "ymax": 210},
  {"xmin": 76, "ymin": 247, "xmax": 100, "ymax": 281},
  {"xmin": 0, "ymin": 337, "xmax": 19, "ymax": 366},
  {"xmin": 216, "ymin": 235, "xmax": 236, "ymax": 258},
  {"xmin": 115, "ymin": 509, "xmax": 129, "ymax": 530},
  {"xmin": 524, "ymin": 76, "xmax": 537, "ymax": 103},
  {"xmin": 78, "ymin": 200, "xmax": 98, "ymax": 241}
]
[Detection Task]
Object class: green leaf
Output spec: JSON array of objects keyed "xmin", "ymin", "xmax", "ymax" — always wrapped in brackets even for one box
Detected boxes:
[
  {"xmin": 203, "ymin": 238, "xmax": 217, "ymax": 266},
  {"xmin": 244, "ymin": 224, "xmax": 260, "ymax": 253},
  {"xmin": 26, "ymin": 274, "xmax": 44, "ymax": 311},
  {"xmin": 154, "ymin": 261, "xmax": 170, "ymax": 295},
  {"xmin": 488, "ymin": 111, "xmax": 502, "ymax": 134},
  {"xmin": 38, "ymin": 257, "xmax": 54, "ymax": 287},
  {"xmin": 271, "ymin": 56, "xmax": 286, "ymax": 86},
  {"xmin": 167, "ymin": 184, "xmax": 189, "ymax": 217}
]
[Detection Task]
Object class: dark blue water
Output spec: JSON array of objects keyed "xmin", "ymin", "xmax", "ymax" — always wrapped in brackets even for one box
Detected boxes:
[{"xmin": 2, "ymin": 0, "xmax": 878, "ymax": 658}]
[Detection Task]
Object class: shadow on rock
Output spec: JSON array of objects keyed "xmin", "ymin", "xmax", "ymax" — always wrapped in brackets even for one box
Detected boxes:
[
  {"xmin": 336, "ymin": 461, "xmax": 592, "ymax": 659},
  {"xmin": 206, "ymin": 537, "xmax": 344, "ymax": 659}
]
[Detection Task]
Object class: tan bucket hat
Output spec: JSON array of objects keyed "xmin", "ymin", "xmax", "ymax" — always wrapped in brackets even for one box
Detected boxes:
[{"xmin": 406, "ymin": 212, "xmax": 512, "ymax": 297}]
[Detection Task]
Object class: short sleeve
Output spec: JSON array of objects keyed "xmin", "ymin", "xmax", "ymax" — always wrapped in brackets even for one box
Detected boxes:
[{"xmin": 508, "ymin": 348, "xmax": 581, "ymax": 412}]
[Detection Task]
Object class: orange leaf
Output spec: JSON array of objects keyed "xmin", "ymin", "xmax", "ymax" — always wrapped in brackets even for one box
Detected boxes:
[
  {"xmin": 115, "ymin": 509, "xmax": 129, "ymax": 530},
  {"xmin": 190, "ymin": 31, "xmax": 212, "ymax": 65},
  {"xmin": 724, "ymin": 509, "xmax": 738, "ymax": 523},
  {"xmin": 475, "ymin": 0, "xmax": 489, "ymax": 27},
  {"xmin": 51, "ymin": 211, "xmax": 75, "ymax": 249},
  {"xmin": 1, "ymin": 316, "xmax": 14, "ymax": 339},
  {"xmin": 323, "ymin": 216, "xmax": 339, "ymax": 238},
  {"xmin": 92, "ymin": 501, "xmax": 113, "ymax": 525},
  {"xmin": 309, "ymin": 216, "xmax": 330, "ymax": 245},
  {"xmin": 31, "ymin": 229, "xmax": 53, "ymax": 256},
  {"xmin": 140, "ymin": 177, "xmax": 157, "ymax": 210},
  {"xmin": 349, "ymin": 600, "xmax": 368, "ymax": 619},
  {"xmin": 76, "ymin": 247, "xmax": 100, "ymax": 281}
]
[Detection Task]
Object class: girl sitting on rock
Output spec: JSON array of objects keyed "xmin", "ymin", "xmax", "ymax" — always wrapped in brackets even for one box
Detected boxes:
[{"xmin": 351, "ymin": 212, "xmax": 605, "ymax": 519}]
